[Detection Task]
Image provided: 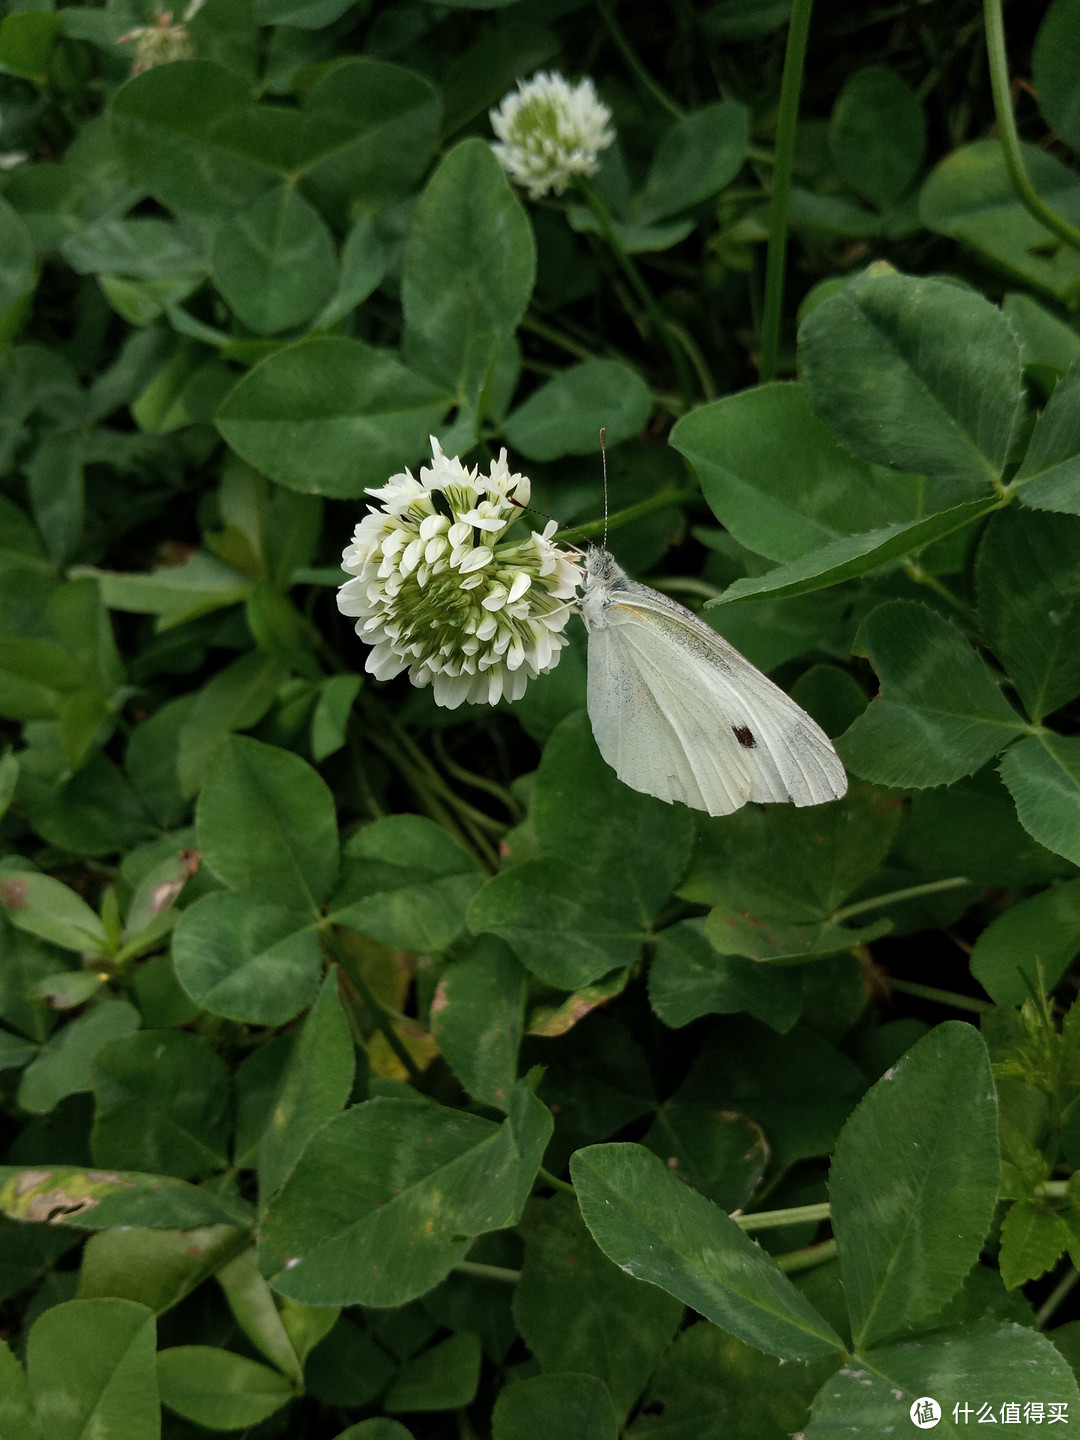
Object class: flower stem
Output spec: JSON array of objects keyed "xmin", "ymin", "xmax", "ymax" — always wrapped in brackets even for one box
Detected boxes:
[
  {"xmin": 577, "ymin": 178, "xmax": 696, "ymax": 402},
  {"xmin": 984, "ymin": 0, "xmax": 1080, "ymax": 255},
  {"xmin": 732, "ymin": 1201, "xmax": 831, "ymax": 1231},
  {"xmin": 573, "ymin": 485, "xmax": 700, "ymax": 541},
  {"xmin": 831, "ymin": 876, "xmax": 971, "ymax": 923},
  {"xmin": 885, "ymin": 977, "xmax": 995, "ymax": 1016},
  {"xmin": 519, "ymin": 315, "xmax": 598, "ymax": 362},
  {"xmin": 432, "ymin": 732, "xmax": 523, "ymax": 820},
  {"xmin": 538, "ymin": 1164, "xmax": 576, "ymax": 1195},
  {"xmin": 775, "ymin": 1238, "xmax": 838, "ymax": 1275},
  {"xmin": 1035, "ymin": 1263, "xmax": 1080, "ymax": 1328},
  {"xmin": 598, "ymin": 0, "xmax": 685, "ymax": 120},
  {"xmin": 453, "ymin": 1259, "xmax": 522, "ymax": 1284},
  {"xmin": 758, "ymin": 0, "xmax": 814, "ymax": 383}
]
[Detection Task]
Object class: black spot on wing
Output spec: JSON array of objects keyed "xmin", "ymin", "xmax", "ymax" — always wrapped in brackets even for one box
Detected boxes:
[{"xmin": 732, "ymin": 724, "xmax": 756, "ymax": 749}]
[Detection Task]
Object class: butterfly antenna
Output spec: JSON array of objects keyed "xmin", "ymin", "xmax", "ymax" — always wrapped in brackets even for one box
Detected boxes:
[
  {"xmin": 508, "ymin": 498, "xmax": 590, "ymax": 549},
  {"xmin": 600, "ymin": 427, "xmax": 609, "ymax": 550}
]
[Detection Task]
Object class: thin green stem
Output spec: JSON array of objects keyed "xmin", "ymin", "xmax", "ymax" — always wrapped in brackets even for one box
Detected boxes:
[
  {"xmin": 746, "ymin": 145, "xmax": 776, "ymax": 166},
  {"xmin": 775, "ymin": 1238, "xmax": 838, "ymax": 1275},
  {"xmin": 903, "ymin": 560, "xmax": 972, "ymax": 616},
  {"xmin": 453, "ymin": 1260, "xmax": 522, "ymax": 1284},
  {"xmin": 732, "ymin": 1201, "xmax": 831, "ymax": 1231},
  {"xmin": 831, "ymin": 876, "xmax": 971, "ymax": 924},
  {"xmin": 599, "ymin": 0, "xmax": 684, "ymax": 119},
  {"xmin": 759, "ymin": 0, "xmax": 814, "ymax": 382},
  {"xmin": 432, "ymin": 732, "xmax": 523, "ymax": 821},
  {"xmin": 519, "ymin": 315, "xmax": 598, "ymax": 363},
  {"xmin": 652, "ymin": 576, "xmax": 723, "ymax": 601},
  {"xmin": 573, "ymin": 486, "xmax": 700, "ymax": 541},
  {"xmin": 984, "ymin": 0, "xmax": 1080, "ymax": 255},
  {"xmin": 886, "ymin": 977, "xmax": 995, "ymax": 1016},
  {"xmin": 324, "ymin": 930, "xmax": 424, "ymax": 1085},
  {"xmin": 1035, "ymin": 1263, "xmax": 1079, "ymax": 1328},
  {"xmin": 665, "ymin": 318, "xmax": 718, "ymax": 401},
  {"xmin": 577, "ymin": 178, "xmax": 696, "ymax": 402},
  {"xmin": 538, "ymin": 1165, "xmax": 576, "ymax": 1195}
]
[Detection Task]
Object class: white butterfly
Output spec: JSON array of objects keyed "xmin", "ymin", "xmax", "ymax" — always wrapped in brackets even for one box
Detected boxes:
[{"xmin": 580, "ymin": 545, "xmax": 848, "ymax": 816}]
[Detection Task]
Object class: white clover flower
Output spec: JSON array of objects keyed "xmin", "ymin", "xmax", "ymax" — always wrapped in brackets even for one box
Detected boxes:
[
  {"xmin": 118, "ymin": 0, "xmax": 204, "ymax": 73},
  {"xmin": 490, "ymin": 71, "xmax": 615, "ymax": 200},
  {"xmin": 337, "ymin": 440, "xmax": 583, "ymax": 710}
]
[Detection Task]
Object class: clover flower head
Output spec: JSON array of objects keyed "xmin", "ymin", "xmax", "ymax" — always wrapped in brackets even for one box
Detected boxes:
[
  {"xmin": 118, "ymin": 0, "xmax": 203, "ymax": 73},
  {"xmin": 490, "ymin": 70, "xmax": 614, "ymax": 200},
  {"xmin": 337, "ymin": 440, "xmax": 583, "ymax": 710}
]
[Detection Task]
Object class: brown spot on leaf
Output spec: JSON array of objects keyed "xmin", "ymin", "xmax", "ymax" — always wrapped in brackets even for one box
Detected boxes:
[
  {"xmin": 0, "ymin": 878, "xmax": 28, "ymax": 909},
  {"xmin": 15, "ymin": 1169, "xmax": 52, "ymax": 1195},
  {"xmin": 26, "ymin": 1188, "xmax": 100, "ymax": 1223}
]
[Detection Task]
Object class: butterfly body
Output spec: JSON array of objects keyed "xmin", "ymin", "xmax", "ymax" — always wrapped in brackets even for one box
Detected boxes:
[{"xmin": 581, "ymin": 545, "xmax": 848, "ymax": 816}]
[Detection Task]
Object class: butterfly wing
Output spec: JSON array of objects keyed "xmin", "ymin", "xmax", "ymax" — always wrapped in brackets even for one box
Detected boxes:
[
  {"xmin": 587, "ymin": 579, "xmax": 847, "ymax": 814},
  {"xmin": 587, "ymin": 611, "xmax": 755, "ymax": 816}
]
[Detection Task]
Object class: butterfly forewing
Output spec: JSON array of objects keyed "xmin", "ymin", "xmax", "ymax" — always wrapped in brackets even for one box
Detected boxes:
[{"xmin": 582, "ymin": 551, "xmax": 847, "ymax": 815}]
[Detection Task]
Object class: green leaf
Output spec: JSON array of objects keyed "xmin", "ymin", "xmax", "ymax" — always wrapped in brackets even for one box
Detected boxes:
[
  {"xmin": 681, "ymin": 787, "xmax": 902, "ymax": 962},
  {"xmin": 215, "ymin": 1246, "xmax": 310, "ymax": 1386},
  {"xmin": 513, "ymin": 1193, "xmax": 682, "ymax": 1416},
  {"xmin": 26, "ymin": 1298, "xmax": 158, "ymax": 1440},
  {"xmin": 176, "ymin": 650, "xmax": 288, "ymax": 797},
  {"xmin": 402, "ymin": 138, "xmax": 535, "ymax": 400},
  {"xmin": 157, "ymin": 1346, "xmax": 294, "ymax": 1430},
  {"xmin": 304, "ymin": 1318, "xmax": 395, "ymax": 1407},
  {"xmin": 829, "ymin": 1023, "xmax": 999, "ymax": 1350},
  {"xmin": 977, "ymin": 508, "xmax": 1080, "ymax": 721},
  {"xmin": 648, "ymin": 918, "xmax": 803, "ymax": 1031},
  {"xmin": 571, "ymin": 1143, "xmax": 844, "ymax": 1359},
  {"xmin": 258, "ymin": 1098, "xmax": 521, "ymax": 1307},
  {"xmin": 828, "ymin": 68, "xmax": 925, "ymax": 209},
  {"xmin": 504, "ymin": 359, "xmax": 651, "ymax": 461},
  {"xmin": 999, "ymin": 1199, "xmax": 1072, "ymax": 1291},
  {"xmin": 920, "ymin": 139, "xmax": 1080, "ymax": 302},
  {"xmin": 329, "ymin": 813, "xmax": 482, "ymax": 952},
  {"xmin": 0, "ymin": 1164, "xmax": 243, "ymax": 1230},
  {"xmin": 643, "ymin": 1105, "xmax": 768, "ymax": 1213},
  {"xmin": 471, "ymin": 713, "xmax": 693, "ymax": 987},
  {"xmin": 896, "ymin": 767, "xmax": 1071, "ymax": 888},
  {"xmin": 17, "ymin": 1001, "xmax": 141, "ymax": 1115},
  {"xmin": 172, "ymin": 893, "xmax": 321, "ymax": 1026},
  {"xmin": 256, "ymin": 0, "xmax": 357, "ymax": 28},
  {"xmin": 671, "ymin": 382, "xmax": 925, "ymax": 563},
  {"xmin": 295, "ymin": 58, "xmax": 440, "ymax": 221},
  {"xmin": 384, "ymin": 1332, "xmax": 481, "ymax": 1412},
  {"xmin": 0, "ymin": 195, "xmax": 36, "ymax": 347},
  {"xmin": 0, "ymin": 872, "xmax": 107, "ymax": 954},
  {"xmin": 311, "ymin": 672, "xmax": 361, "ymax": 762},
  {"xmin": 799, "ymin": 267, "xmax": 1023, "ymax": 492},
  {"xmin": 430, "ymin": 935, "xmax": 525, "ymax": 1110},
  {"xmin": 627, "ymin": 1319, "xmax": 835, "ymax": 1440},
  {"xmin": 804, "ymin": 1323, "xmax": 1078, "ymax": 1436},
  {"xmin": 1012, "ymin": 357, "xmax": 1080, "ymax": 515},
  {"xmin": 838, "ymin": 601, "xmax": 1026, "ymax": 788},
  {"xmin": 492, "ymin": 1373, "xmax": 619, "ymax": 1440},
  {"xmin": 216, "ymin": 337, "xmax": 451, "ymax": 499},
  {"xmin": 1000, "ymin": 733, "xmax": 1080, "ymax": 866},
  {"xmin": 90, "ymin": 1029, "xmax": 230, "ymax": 1180},
  {"xmin": 0, "ymin": 10, "xmax": 60, "ymax": 85},
  {"xmin": 79, "ymin": 1224, "xmax": 247, "ymax": 1314},
  {"xmin": 1004, "ymin": 291, "xmax": 1080, "ymax": 390},
  {"xmin": 633, "ymin": 100, "xmax": 748, "ymax": 223},
  {"xmin": 110, "ymin": 61, "xmax": 294, "ymax": 218},
  {"xmin": 331, "ymin": 1423, "xmax": 414, "ymax": 1440},
  {"xmin": 257, "ymin": 968, "xmax": 355, "ymax": 1200},
  {"xmin": 972, "ymin": 880, "xmax": 1080, "ymax": 1006},
  {"xmin": 74, "ymin": 550, "xmax": 253, "ymax": 629},
  {"xmin": 196, "ymin": 735, "xmax": 339, "ymax": 912},
  {"xmin": 212, "ymin": 185, "xmax": 337, "ymax": 336},
  {"xmin": 1034, "ymin": 0, "xmax": 1080, "ymax": 153},
  {"xmin": 714, "ymin": 498, "xmax": 997, "ymax": 604}
]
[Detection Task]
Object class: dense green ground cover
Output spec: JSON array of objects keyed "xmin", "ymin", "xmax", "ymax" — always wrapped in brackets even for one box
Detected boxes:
[{"xmin": 3, "ymin": 0, "xmax": 1080, "ymax": 1434}]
